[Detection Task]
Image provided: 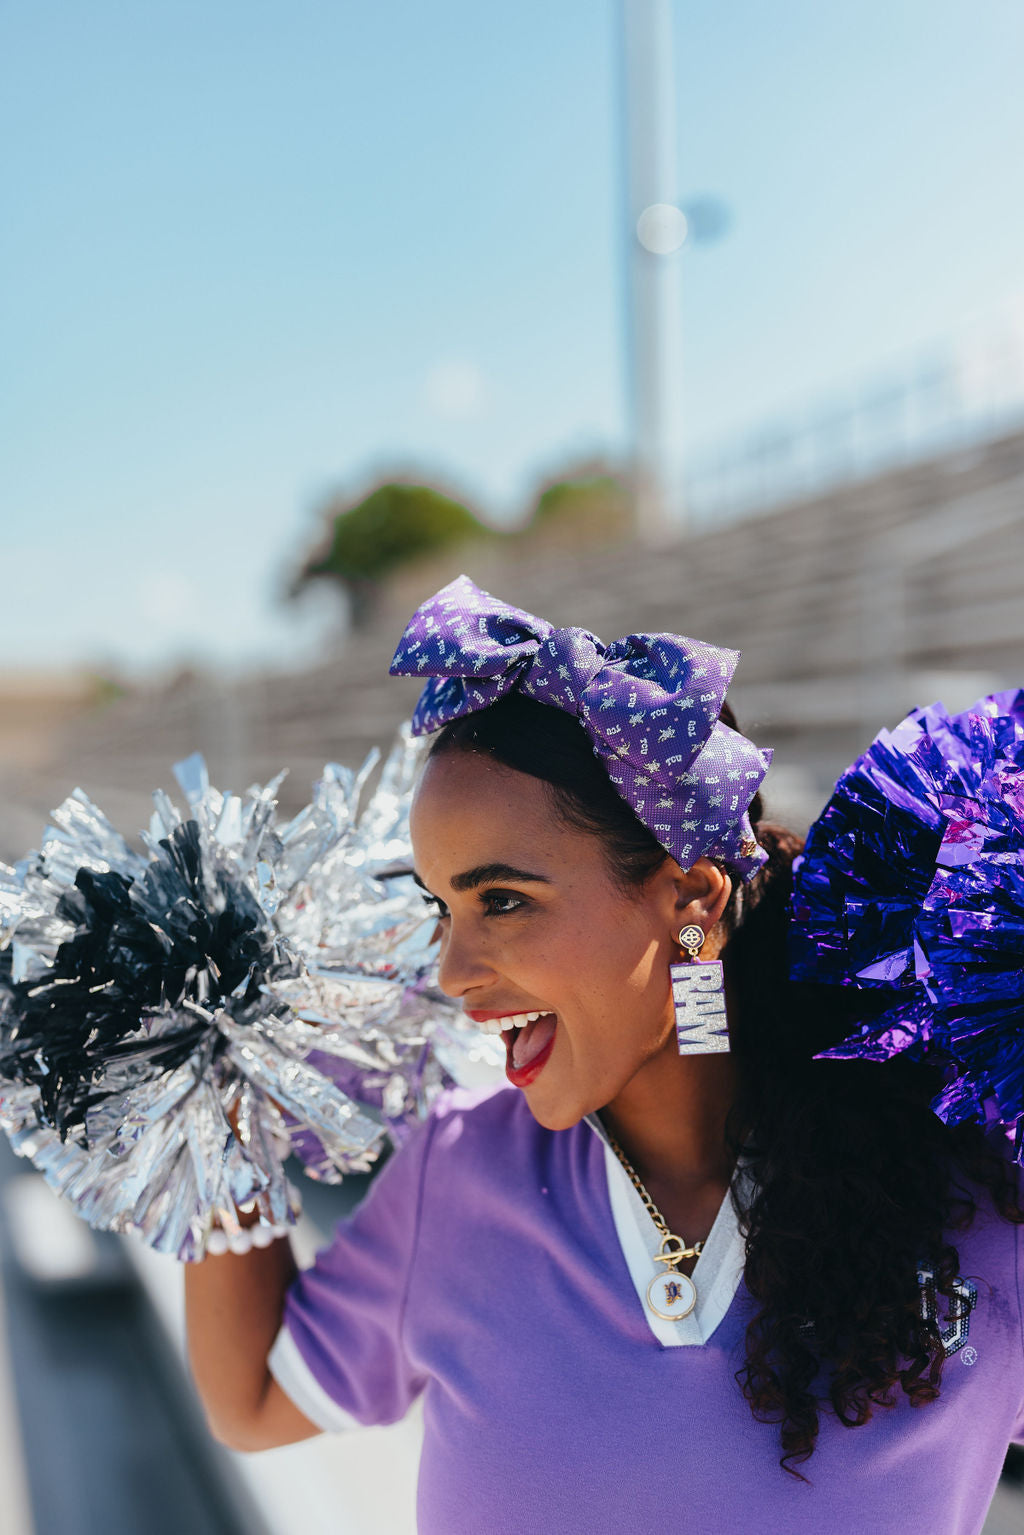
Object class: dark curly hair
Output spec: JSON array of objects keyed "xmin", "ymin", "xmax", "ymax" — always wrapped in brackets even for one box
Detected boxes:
[{"xmin": 431, "ymin": 690, "xmax": 1024, "ymax": 1479}]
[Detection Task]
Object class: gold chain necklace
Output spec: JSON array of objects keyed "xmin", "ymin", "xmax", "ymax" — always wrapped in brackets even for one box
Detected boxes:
[{"xmin": 604, "ymin": 1128, "xmax": 703, "ymax": 1322}]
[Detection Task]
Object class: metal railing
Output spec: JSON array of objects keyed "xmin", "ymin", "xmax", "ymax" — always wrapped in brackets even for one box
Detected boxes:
[{"xmin": 685, "ymin": 330, "xmax": 1024, "ymax": 524}]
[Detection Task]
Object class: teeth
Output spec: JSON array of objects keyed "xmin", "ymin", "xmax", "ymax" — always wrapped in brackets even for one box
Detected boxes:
[{"xmin": 473, "ymin": 1010, "xmax": 551, "ymax": 1035}]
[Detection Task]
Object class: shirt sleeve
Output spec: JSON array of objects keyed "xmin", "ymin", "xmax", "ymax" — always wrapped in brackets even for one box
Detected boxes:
[{"xmin": 269, "ymin": 1113, "xmax": 436, "ymax": 1431}]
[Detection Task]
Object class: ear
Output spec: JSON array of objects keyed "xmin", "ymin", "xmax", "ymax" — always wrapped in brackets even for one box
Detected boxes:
[{"xmin": 655, "ymin": 856, "xmax": 732, "ymax": 944}]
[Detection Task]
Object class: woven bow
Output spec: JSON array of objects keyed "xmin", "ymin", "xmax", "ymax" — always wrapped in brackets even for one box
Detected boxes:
[{"xmin": 390, "ymin": 575, "xmax": 771, "ymax": 878}]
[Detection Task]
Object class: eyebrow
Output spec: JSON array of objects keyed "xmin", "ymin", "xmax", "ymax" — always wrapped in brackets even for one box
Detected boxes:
[{"xmin": 413, "ymin": 863, "xmax": 554, "ymax": 895}]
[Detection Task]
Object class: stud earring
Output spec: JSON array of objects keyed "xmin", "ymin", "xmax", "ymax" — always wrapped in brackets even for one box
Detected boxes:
[{"xmin": 671, "ymin": 924, "xmax": 729, "ymax": 1055}]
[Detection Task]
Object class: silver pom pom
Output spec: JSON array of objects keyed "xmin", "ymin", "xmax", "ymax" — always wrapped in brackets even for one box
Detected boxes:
[{"xmin": 0, "ymin": 731, "xmax": 501, "ymax": 1260}]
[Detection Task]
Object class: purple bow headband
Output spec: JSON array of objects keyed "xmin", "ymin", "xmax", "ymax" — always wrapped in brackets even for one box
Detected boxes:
[{"xmin": 389, "ymin": 574, "xmax": 772, "ymax": 880}]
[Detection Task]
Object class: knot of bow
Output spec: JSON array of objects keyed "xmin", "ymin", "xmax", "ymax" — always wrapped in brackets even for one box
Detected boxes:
[{"xmin": 390, "ymin": 575, "xmax": 771, "ymax": 878}]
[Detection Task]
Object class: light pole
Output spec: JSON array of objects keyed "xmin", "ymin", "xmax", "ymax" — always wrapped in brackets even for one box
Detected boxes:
[{"xmin": 621, "ymin": 0, "xmax": 687, "ymax": 538}]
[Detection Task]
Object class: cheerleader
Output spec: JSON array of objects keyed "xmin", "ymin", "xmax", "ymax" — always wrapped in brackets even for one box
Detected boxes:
[{"xmin": 185, "ymin": 576, "xmax": 1024, "ymax": 1534}]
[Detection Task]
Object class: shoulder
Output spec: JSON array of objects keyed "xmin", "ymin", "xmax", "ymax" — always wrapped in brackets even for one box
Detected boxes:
[
  {"xmin": 367, "ymin": 1085, "xmax": 559, "ymax": 1214},
  {"xmin": 394, "ymin": 1085, "xmax": 563, "ymax": 1244},
  {"xmin": 426, "ymin": 1081, "xmax": 544, "ymax": 1159}
]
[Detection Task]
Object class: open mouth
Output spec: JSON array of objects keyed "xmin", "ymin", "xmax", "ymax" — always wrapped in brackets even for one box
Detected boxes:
[
  {"xmin": 466, "ymin": 1008, "xmax": 558, "ymax": 1085},
  {"xmin": 501, "ymin": 1012, "xmax": 557, "ymax": 1083}
]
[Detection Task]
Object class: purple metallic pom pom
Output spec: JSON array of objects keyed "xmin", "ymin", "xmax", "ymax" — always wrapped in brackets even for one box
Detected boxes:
[{"xmin": 791, "ymin": 689, "xmax": 1024, "ymax": 1157}]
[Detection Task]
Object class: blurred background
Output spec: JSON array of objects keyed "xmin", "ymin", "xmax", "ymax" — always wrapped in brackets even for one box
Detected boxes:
[{"xmin": 3, "ymin": 1, "xmax": 1024, "ymax": 1530}]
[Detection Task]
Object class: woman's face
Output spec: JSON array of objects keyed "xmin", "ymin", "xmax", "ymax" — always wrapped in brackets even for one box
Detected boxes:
[{"xmin": 410, "ymin": 747, "xmax": 707, "ymax": 1131}]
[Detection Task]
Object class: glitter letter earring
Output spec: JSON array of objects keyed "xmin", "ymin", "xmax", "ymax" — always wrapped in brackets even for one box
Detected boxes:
[{"xmin": 671, "ymin": 925, "xmax": 729, "ymax": 1054}]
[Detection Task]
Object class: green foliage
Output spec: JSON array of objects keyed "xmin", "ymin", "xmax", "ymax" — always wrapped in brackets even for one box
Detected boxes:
[
  {"xmin": 301, "ymin": 483, "xmax": 486, "ymax": 588},
  {"xmin": 529, "ymin": 474, "xmax": 630, "ymax": 537},
  {"xmin": 290, "ymin": 468, "xmax": 631, "ymax": 629}
]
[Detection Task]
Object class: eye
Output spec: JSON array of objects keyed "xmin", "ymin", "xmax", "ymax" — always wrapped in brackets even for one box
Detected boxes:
[
  {"xmin": 481, "ymin": 889, "xmax": 527, "ymax": 917},
  {"xmin": 421, "ymin": 892, "xmax": 449, "ymax": 919}
]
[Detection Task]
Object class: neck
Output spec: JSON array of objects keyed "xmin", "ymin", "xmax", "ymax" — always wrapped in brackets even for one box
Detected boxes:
[{"xmin": 599, "ymin": 1046, "xmax": 738, "ymax": 1194}]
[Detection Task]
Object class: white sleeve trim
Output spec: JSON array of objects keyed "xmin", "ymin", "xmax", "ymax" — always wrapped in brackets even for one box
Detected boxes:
[{"xmin": 268, "ymin": 1325, "xmax": 361, "ymax": 1433}]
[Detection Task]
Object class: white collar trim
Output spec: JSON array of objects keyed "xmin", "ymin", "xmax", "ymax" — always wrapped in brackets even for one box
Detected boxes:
[{"xmin": 585, "ymin": 1115, "xmax": 748, "ymax": 1349}]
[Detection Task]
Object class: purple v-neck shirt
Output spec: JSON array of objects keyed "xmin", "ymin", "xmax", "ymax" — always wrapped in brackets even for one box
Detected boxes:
[{"xmin": 271, "ymin": 1085, "xmax": 1024, "ymax": 1534}]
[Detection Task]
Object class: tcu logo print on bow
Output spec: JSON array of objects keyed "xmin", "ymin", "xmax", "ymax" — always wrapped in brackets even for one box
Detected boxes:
[{"xmin": 390, "ymin": 574, "xmax": 773, "ymax": 881}]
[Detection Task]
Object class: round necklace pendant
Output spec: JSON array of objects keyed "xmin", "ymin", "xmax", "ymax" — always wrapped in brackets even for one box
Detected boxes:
[{"xmin": 646, "ymin": 1267, "xmax": 697, "ymax": 1321}]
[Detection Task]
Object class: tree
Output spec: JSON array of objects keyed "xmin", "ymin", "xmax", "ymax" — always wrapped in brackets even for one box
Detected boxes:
[
  {"xmin": 293, "ymin": 482, "xmax": 489, "ymax": 624},
  {"xmin": 528, "ymin": 471, "xmax": 631, "ymax": 544}
]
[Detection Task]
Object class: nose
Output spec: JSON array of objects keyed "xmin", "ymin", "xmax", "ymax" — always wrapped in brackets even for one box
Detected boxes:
[{"xmin": 436, "ymin": 920, "xmax": 499, "ymax": 999}]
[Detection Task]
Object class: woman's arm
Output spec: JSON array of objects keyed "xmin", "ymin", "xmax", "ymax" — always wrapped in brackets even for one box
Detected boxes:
[
  {"xmin": 187, "ymin": 1108, "xmax": 438, "ymax": 1449},
  {"xmin": 184, "ymin": 1236, "xmax": 321, "ymax": 1451}
]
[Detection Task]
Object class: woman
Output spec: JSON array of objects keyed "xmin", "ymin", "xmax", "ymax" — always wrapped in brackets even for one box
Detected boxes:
[{"xmin": 185, "ymin": 576, "xmax": 1024, "ymax": 1533}]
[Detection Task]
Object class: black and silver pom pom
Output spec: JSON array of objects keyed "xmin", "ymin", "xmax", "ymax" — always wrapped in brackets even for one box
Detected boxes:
[{"xmin": 0, "ymin": 735, "xmax": 500, "ymax": 1259}]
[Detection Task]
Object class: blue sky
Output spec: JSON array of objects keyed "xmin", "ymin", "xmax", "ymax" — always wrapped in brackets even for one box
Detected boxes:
[{"xmin": 4, "ymin": 1, "xmax": 1024, "ymax": 674}]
